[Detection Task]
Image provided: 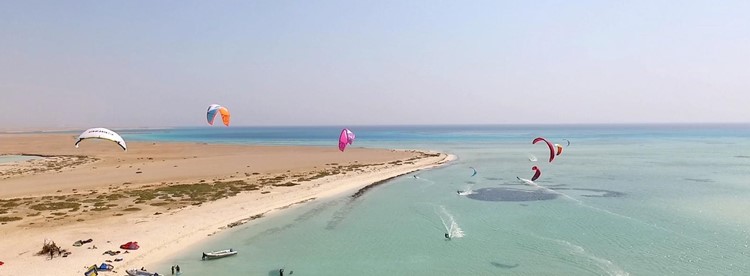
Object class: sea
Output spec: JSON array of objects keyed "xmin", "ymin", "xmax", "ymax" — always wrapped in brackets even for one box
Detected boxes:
[{"xmin": 120, "ymin": 124, "xmax": 750, "ymax": 275}]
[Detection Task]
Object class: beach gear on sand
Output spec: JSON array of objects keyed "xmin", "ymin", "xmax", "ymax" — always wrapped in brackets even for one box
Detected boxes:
[
  {"xmin": 84, "ymin": 265, "xmax": 98, "ymax": 276},
  {"xmin": 120, "ymin": 241, "xmax": 139, "ymax": 250},
  {"xmin": 103, "ymin": 250, "xmax": 121, "ymax": 256},
  {"xmin": 73, "ymin": 238, "xmax": 93, "ymax": 247},
  {"xmin": 98, "ymin": 263, "xmax": 114, "ymax": 271}
]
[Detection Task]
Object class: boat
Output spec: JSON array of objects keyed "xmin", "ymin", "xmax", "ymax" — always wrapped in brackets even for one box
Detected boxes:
[
  {"xmin": 202, "ymin": 248, "xmax": 238, "ymax": 260},
  {"xmin": 126, "ymin": 268, "xmax": 158, "ymax": 276}
]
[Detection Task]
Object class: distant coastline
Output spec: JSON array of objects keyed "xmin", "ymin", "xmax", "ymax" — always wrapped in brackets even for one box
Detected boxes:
[{"xmin": 3, "ymin": 122, "xmax": 749, "ymax": 134}]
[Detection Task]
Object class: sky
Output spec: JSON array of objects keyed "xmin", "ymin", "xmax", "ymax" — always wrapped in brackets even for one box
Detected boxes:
[{"xmin": 1, "ymin": 1, "xmax": 749, "ymax": 129}]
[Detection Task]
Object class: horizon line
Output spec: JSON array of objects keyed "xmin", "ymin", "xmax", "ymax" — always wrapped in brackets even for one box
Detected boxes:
[{"xmin": 2, "ymin": 122, "xmax": 748, "ymax": 134}]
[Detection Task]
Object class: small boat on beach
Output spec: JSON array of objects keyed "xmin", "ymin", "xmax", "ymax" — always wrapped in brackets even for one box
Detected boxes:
[
  {"xmin": 126, "ymin": 268, "xmax": 159, "ymax": 276},
  {"xmin": 202, "ymin": 248, "xmax": 238, "ymax": 260}
]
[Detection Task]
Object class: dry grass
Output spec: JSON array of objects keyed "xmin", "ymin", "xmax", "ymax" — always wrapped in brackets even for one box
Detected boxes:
[{"xmin": 0, "ymin": 152, "xmax": 436, "ymax": 227}]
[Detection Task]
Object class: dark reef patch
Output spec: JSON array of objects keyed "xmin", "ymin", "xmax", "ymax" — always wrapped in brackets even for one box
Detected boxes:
[
  {"xmin": 468, "ymin": 187, "xmax": 625, "ymax": 202},
  {"xmin": 467, "ymin": 187, "xmax": 558, "ymax": 202},
  {"xmin": 491, "ymin": 262, "xmax": 519, "ymax": 269},
  {"xmin": 552, "ymin": 188, "xmax": 625, "ymax": 198},
  {"xmin": 684, "ymin": 178, "xmax": 713, "ymax": 183}
]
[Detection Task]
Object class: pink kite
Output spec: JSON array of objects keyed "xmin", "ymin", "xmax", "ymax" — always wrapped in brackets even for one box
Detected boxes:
[
  {"xmin": 531, "ymin": 166, "xmax": 542, "ymax": 181},
  {"xmin": 533, "ymin": 137, "xmax": 556, "ymax": 163},
  {"xmin": 338, "ymin": 128, "xmax": 356, "ymax": 152}
]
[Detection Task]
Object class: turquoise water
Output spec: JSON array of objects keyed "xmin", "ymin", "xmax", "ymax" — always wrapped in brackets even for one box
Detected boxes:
[{"xmin": 125, "ymin": 125, "xmax": 750, "ymax": 275}]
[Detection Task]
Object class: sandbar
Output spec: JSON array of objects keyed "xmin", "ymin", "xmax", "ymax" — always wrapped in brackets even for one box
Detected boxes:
[{"xmin": 0, "ymin": 133, "xmax": 452, "ymax": 275}]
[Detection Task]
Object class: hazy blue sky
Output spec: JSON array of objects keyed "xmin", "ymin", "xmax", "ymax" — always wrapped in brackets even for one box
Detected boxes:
[{"xmin": 2, "ymin": 1, "xmax": 749, "ymax": 129}]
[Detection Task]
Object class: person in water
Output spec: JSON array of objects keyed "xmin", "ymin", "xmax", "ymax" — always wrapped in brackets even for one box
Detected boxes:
[{"xmin": 445, "ymin": 233, "xmax": 451, "ymax": 240}]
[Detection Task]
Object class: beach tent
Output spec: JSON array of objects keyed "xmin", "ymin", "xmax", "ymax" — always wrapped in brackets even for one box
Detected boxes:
[
  {"xmin": 84, "ymin": 265, "xmax": 98, "ymax": 276},
  {"xmin": 120, "ymin": 241, "xmax": 139, "ymax": 250}
]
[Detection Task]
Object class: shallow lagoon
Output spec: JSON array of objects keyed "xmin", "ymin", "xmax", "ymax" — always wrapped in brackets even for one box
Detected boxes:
[{"xmin": 127, "ymin": 125, "xmax": 750, "ymax": 275}]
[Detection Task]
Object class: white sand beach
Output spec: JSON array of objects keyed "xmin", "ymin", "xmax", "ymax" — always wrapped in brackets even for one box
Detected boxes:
[{"xmin": 0, "ymin": 134, "xmax": 453, "ymax": 275}]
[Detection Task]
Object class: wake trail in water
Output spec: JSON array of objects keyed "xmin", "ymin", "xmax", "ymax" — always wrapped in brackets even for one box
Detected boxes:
[
  {"xmin": 437, "ymin": 205, "xmax": 465, "ymax": 239},
  {"xmin": 415, "ymin": 176, "xmax": 437, "ymax": 190},
  {"xmin": 457, "ymin": 183, "xmax": 475, "ymax": 196},
  {"xmin": 529, "ymin": 233, "xmax": 629, "ymax": 276}
]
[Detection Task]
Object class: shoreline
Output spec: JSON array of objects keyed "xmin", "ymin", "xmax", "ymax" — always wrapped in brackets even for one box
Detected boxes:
[
  {"xmin": 141, "ymin": 151, "xmax": 454, "ymax": 272},
  {"xmin": 0, "ymin": 134, "xmax": 453, "ymax": 275}
]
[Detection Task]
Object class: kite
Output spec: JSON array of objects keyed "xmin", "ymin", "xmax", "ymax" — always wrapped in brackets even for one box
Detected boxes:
[
  {"xmin": 207, "ymin": 104, "xmax": 231, "ymax": 126},
  {"xmin": 75, "ymin": 128, "xmax": 127, "ymax": 151},
  {"xmin": 533, "ymin": 137, "xmax": 556, "ymax": 162},
  {"xmin": 531, "ymin": 166, "xmax": 541, "ymax": 181},
  {"xmin": 555, "ymin": 144, "xmax": 564, "ymax": 156},
  {"xmin": 338, "ymin": 128, "xmax": 355, "ymax": 151}
]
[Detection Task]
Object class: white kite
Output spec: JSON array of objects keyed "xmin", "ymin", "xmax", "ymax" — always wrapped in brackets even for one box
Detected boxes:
[{"xmin": 74, "ymin": 128, "xmax": 127, "ymax": 151}]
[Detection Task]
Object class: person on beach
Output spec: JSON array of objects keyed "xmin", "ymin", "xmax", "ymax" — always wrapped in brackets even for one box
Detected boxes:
[
  {"xmin": 279, "ymin": 268, "xmax": 284, "ymax": 276},
  {"xmin": 171, "ymin": 266, "xmax": 174, "ymax": 274},
  {"xmin": 176, "ymin": 265, "xmax": 180, "ymax": 273}
]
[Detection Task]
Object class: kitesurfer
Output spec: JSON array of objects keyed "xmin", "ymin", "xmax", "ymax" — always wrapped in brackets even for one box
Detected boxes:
[
  {"xmin": 445, "ymin": 233, "xmax": 451, "ymax": 240},
  {"xmin": 456, "ymin": 190, "xmax": 462, "ymax": 195}
]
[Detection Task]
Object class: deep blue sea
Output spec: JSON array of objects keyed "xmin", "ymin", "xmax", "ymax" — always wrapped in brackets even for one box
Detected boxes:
[{"xmin": 122, "ymin": 124, "xmax": 750, "ymax": 275}]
